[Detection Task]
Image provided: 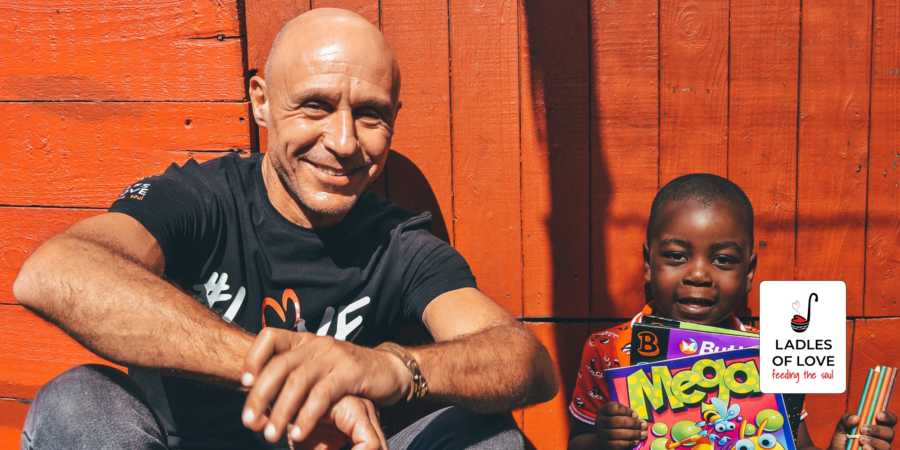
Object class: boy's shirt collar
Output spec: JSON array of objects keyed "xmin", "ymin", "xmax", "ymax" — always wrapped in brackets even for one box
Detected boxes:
[{"xmin": 631, "ymin": 303, "xmax": 751, "ymax": 332}]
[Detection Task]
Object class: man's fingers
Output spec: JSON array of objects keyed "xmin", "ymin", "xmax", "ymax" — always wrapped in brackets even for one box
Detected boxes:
[
  {"xmin": 243, "ymin": 329, "xmax": 309, "ymax": 386},
  {"xmin": 596, "ymin": 426, "xmax": 644, "ymax": 443},
  {"xmin": 329, "ymin": 397, "xmax": 385, "ymax": 450},
  {"xmin": 293, "ymin": 381, "xmax": 342, "ymax": 443},
  {"xmin": 364, "ymin": 399, "xmax": 388, "ymax": 449},
  {"xmin": 264, "ymin": 369, "xmax": 316, "ymax": 442},
  {"xmin": 603, "ymin": 439, "xmax": 643, "ymax": 450},
  {"xmin": 244, "ymin": 352, "xmax": 311, "ymax": 434}
]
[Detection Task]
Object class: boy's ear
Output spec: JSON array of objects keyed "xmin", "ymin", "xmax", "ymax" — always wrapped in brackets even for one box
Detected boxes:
[
  {"xmin": 643, "ymin": 243, "xmax": 652, "ymax": 283},
  {"xmin": 248, "ymin": 75, "xmax": 269, "ymax": 128},
  {"xmin": 745, "ymin": 252, "xmax": 758, "ymax": 293}
]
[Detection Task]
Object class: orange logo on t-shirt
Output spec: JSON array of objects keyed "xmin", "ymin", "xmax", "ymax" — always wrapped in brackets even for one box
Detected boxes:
[{"xmin": 262, "ymin": 288, "xmax": 301, "ymax": 329}]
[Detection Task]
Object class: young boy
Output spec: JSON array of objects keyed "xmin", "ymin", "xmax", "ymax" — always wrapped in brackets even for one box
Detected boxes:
[{"xmin": 567, "ymin": 174, "xmax": 896, "ymax": 450}]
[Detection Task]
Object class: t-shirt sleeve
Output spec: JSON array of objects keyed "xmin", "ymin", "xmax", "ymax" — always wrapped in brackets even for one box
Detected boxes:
[
  {"xmin": 399, "ymin": 229, "xmax": 477, "ymax": 320},
  {"xmin": 569, "ymin": 337, "xmax": 609, "ymax": 428},
  {"xmin": 108, "ymin": 160, "xmax": 220, "ymax": 280}
]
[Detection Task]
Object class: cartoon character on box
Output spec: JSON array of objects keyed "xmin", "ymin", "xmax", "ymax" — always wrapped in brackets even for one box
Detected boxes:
[{"xmin": 698, "ymin": 398, "xmax": 742, "ymax": 448}]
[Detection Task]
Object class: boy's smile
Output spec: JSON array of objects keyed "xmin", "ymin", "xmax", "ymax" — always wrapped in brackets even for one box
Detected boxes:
[{"xmin": 644, "ymin": 198, "xmax": 756, "ymax": 327}]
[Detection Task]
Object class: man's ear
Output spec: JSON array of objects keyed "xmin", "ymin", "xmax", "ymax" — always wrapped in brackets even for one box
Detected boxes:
[
  {"xmin": 643, "ymin": 243, "xmax": 652, "ymax": 283},
  {"xmin": 249, "ymin": 75, "xmax": 269, "ymax": 128},
  {"xmin": 745, "ymin": 252, "xmax": 758, "ymax": 294}
]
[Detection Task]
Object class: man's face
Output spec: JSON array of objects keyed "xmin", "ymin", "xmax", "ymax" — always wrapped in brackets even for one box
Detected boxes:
[
  {"xmin": 253, "ymin": 35, "xmax": 398, "ymax": 224},
  {"xmin": 644, "ymin": 199, "xmax": 755, "ymax": 326}
]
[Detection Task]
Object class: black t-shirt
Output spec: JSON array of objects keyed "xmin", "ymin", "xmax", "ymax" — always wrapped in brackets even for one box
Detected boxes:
[{"xmin": 110, "ymin": 153, "xmax": 475, "ymax": 447}]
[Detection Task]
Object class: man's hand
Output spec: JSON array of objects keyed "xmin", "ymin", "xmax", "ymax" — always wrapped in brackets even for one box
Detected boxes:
[
  {"xmin": 240, "ymin": 328, "xmax": 409, "ymax": 444},
  {"xmin": 594, "ymin": 402, "xmax": 648, "ymax": 450},
  {"xmin": 827, "ymin": 411, "xmax": 896, "ymax": 450},
  {"xmin": 295, "ymin": 395, "xmax": 388, "ymax": 450}
]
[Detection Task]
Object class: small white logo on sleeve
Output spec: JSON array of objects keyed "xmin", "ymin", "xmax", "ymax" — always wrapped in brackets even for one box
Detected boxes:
[
  {"xmin": 760, "ymin": 281, "xmax": 846, "ymax": 393},
  {"xmin": 117, "ymin": 182, "xmax": 151, "ymax": 201}
]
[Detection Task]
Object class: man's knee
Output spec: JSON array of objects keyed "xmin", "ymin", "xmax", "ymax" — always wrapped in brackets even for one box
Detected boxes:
[
  {"xmin": 396, "ymin": 406, "xmax": 525, "ymax": 450},
  {"xmin": 22, "ymin": 364, "xmax": 165, "ymax": 450}
]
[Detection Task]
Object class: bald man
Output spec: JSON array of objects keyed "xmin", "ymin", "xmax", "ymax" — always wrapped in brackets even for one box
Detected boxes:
[{"xmin": 15, "ymin": 8, "xmax": 557, "ymax": 450}]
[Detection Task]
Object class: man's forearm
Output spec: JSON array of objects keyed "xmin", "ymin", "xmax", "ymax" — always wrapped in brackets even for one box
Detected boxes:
[
  {"xmin": 408, "ymin": 323, "xmax": 558, "ymax": 412},
  {"xmin": 14, "ymin": 234, "xmax": 254, "ymax": 383}
]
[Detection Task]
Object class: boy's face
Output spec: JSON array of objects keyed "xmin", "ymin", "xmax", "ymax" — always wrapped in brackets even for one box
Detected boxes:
[{"xmin": 644, "ymin": 198, "xmax": 756, "ymax": 327}]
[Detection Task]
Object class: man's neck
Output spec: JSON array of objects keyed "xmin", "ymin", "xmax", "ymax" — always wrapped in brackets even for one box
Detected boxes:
[{"xmin": 261, "ymin": 154, "xmax": 337, "ymax": 229}]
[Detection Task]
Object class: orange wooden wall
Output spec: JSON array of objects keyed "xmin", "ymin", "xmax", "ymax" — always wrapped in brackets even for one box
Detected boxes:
[{"xmin": 1, "ymin": 1, "xmax": 899, "ymax": 448}]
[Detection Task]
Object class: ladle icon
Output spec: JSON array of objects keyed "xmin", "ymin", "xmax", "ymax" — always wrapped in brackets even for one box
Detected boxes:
[{"xmin": 790, "ymin": 293, "xmax": 818, "ymax": 333}]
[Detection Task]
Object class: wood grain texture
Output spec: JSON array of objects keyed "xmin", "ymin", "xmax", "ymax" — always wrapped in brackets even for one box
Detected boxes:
[
  {"xmin": 311, "ymin": 0, "xmax": 379, "ymax": 25},
  {"xmin": 0, "ymin": 304, "xmax": 120, "ymax": 399},
  {"xmin": 520, "ymin": 0, "xmax": 590, "ymax": 318},
  {"xmin": 659, "ymin": 0, "xmax": 729, "ymax": 183},
  {"xmin": 0, "ymin": 208, "xmax": 99, "ymax": 304},
  {"xmin": 0, "ymin": 102, "xmax": 250, "ymax": 207},
  {"xmin": 521, "ymin": 322, "xmax": 589, "ymax": 449},
  {"xmin": 728, "ymin": 0, "xmax": 800, "ymax": 315},
  {"xmin": 865, "ymin": 0, "xmax": 900, "ymax": 316},
  {"xmin": 590, "ymin": 0, "xmax": 659, "ymax": 318},
  {"xmin": 796, "ymin": 0, "xmax": 871, "ymax": 316},
  {"xmin": 0, "ymin": 0, "xmax": 243, "ymax": 101},
  {"xmin": 449, "ymin": 0, "xmax": 522, "ymax": 315},
  {"xmin": 381, "ymin": 0, "xmax": 454, "ymax": 242},
  {"xmin": 0, "ymin": 399, "xmax": 28, "ymax": 450},
  {"xmin": 244, "ymin": 0, "xmax": 311, "ymax": 75}
]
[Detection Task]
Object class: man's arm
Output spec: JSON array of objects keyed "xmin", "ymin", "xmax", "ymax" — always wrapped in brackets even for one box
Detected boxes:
[
  {"xmin": 241, "ymin": 287, "xmax": 559, "ymax": 443},
  {"xmin": 411, "ymin": 287, "xmax": 558, "ymax": 411},
  {"xmin": 13, "ymin": 212, "xmax": 254, "ymax": 382}
]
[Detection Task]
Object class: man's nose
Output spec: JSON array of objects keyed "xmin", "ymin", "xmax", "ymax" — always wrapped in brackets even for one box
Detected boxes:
[
  {"xmin": 323, "ymin": 109, "xmax": 358, "ymax": 157},
  {"xmin": 682, "ymin": 259, "xmax": 713, "ymax": 287}
]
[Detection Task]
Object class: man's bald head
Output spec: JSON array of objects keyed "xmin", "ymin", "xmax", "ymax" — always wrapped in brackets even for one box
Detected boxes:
[{"xmin": 263, "ymin": 8, "xmax": 400, "ymax": 102}]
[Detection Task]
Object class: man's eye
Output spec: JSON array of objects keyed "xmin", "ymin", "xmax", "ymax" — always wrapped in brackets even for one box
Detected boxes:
[
  {"xmin": 355, "ymin": 107, "xmax": 383, "ymax": 122},
  {"xmin": 300, "ymin": 101, "xmax": 331, "ymax": 114}
]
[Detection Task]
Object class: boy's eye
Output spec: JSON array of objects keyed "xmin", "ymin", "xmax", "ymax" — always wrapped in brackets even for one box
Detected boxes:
[
  {"xmin": 662, "ymin": 252, "xmax": 687, "ymax": 263},
  {"xmin": 712, "ymin": 254, "xmax": 739, "ymax": 266}
]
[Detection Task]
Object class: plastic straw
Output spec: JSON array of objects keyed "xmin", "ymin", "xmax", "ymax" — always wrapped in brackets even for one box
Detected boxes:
[
  {"xmin": 850, "ymin": 367, "xmax": 883, "ymax": 450},
  {"xmin": 871, "ymin": 367, "xmax": 896, "ymax": 427},
  {"xmin": 846, "ymin": 368, "xmax": 875, "ymax": 450}
]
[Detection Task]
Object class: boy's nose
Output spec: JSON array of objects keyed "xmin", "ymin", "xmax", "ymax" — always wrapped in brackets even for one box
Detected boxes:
[{"xmin": 682, "ymin": 262, "xmax": 713, "ymax": 287}]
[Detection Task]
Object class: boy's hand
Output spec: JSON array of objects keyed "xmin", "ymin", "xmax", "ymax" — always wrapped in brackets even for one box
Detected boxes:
[
  {"xmin": 828, "ymin": 411, "xmax": 896, "ymax": 450},
  {"xmin": 594, "ymin": 401, "xmax": 648, "ymax": 449}
]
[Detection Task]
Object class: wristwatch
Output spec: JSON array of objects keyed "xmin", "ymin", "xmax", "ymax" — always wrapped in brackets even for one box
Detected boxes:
[{"xmin": 376, "ymin": 341, "xmax": 428, "ymax": 403}]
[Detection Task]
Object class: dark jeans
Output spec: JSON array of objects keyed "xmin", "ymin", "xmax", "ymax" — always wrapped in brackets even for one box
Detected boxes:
[{"xmin": 21, "ymin": 365, "xmax": 524, "ymax": 450}]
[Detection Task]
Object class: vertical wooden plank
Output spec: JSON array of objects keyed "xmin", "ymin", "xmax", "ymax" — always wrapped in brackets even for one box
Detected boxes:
[
  {"xmin": 381, "ymin": 0, "xmax": 454, "ymax": 242},
  {"xmin": 521, "ymin": 322, "xmax": 590, "ymax": 450},
  {"xmin": 728, "ymin": 0, "xmax": 800, "ymax": 315},
  {"xmin": 520, "ymin": 1, "xmax": 590, "ymax": 318},
  {"xmin": 590, "ymin": 0, "xmax": 660, "ymax": 318},
  {"xmin": 659, "ymin": 0, "xmax": 729, "ymax": 183},
  {"xmin": 311, "ymin": 0, "xmax": 379, "ymax": 26},
  {"xmin": 796, "ymin": 0, "xmax": 871, "ymax": 316},
  {"xmin": 244, "ymin": 0, "xmax": 311, "ymax": 76},
  {"xmin": 0, "ymin": 400, "xmax": 28, "ymax": 450},
  {"xmin": 450, "ymin": 0, "xmax": 521, "ymax": 315},
  {"xmin": 865, "ymin": 0, "xmax": 900, "ymax": 316}
]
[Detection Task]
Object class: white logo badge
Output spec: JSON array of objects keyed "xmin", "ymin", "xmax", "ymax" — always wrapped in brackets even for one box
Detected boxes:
[{"xmin": 760, "ymin": 281, "xmax": 846, "ymax": 393}]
